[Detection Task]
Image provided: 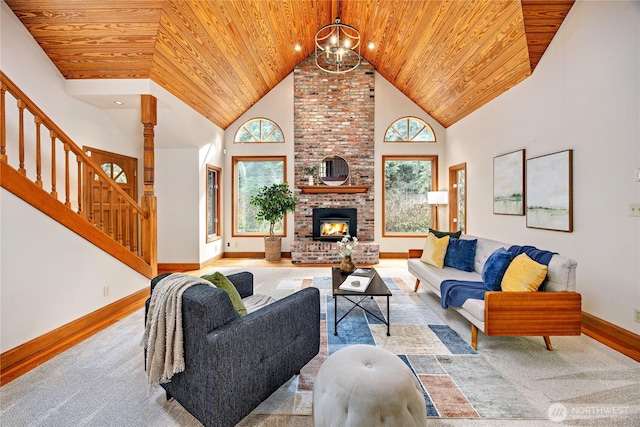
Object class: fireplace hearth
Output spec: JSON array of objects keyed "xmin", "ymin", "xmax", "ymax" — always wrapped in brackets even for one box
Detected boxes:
[{"xmin": 313, "ymin": 208, "xmax": 357, "ymax": 241}]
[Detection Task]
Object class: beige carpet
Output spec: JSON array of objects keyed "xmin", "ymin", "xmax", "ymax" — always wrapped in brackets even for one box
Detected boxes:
[{"xmin": 1, "ymin": 263, "xmax": 639, "ymax": 426}]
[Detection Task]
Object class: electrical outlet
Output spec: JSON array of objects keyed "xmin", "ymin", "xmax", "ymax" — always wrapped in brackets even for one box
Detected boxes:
[
  {"xmin": 227, "ymin": 242, "xmax": 230, "ymax": 247},
  {"xmin": 103, "ymin": 285, "xmax": 110, "ymax": 297},
  {"xmin": 635, "ymin": 309, "xmax": 640, "ymax": 323},
  {"xmin": 629, "ymin": 203, "xmax": 640, "ymax": 217}
]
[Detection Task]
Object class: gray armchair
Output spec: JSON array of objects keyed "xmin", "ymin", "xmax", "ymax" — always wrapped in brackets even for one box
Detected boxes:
[{"xmin": 145, "ymin": 272, "xmax": 321, "ymax": 427}]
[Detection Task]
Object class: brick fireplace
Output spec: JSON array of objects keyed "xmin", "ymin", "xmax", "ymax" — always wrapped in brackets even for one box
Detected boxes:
[{"xmin": 292, "ymin": 55, "xmax": 379, "ymax": 264}]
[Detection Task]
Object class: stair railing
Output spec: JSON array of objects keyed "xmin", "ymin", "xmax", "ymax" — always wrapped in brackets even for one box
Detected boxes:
[{"xmin": 0, "ymin": 71, "xmax": 154, "ymax": 275}]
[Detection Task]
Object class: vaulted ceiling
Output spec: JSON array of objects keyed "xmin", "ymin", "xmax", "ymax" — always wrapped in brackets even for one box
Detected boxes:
[{"xmin": 6, "ymin": 0, "xmax": 574, "ymax": 129}]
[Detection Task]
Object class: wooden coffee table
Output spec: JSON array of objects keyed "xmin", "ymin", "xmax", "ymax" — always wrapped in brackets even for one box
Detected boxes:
[{"xmin": 331, "ymin": 267, "xmax": 392, "ymax": 336}]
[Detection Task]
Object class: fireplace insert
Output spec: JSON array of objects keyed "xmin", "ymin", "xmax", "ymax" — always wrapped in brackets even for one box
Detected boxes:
[{"xmin": 312, "ymin": 208, "xmax": 357, "ymax": 241}]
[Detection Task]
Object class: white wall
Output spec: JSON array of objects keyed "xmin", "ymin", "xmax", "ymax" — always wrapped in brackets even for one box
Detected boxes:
[
  {"xmin": 155, "ymin": 149, "xmax": 200, "ymax": 262},
  {"xmin": 0, "ymin": 191, "xmax": 150, "ymax": 351},
  {"xmin": 445, "ymin": 0, "xmax": 640, "ymax": 333},
  {"xmin": 222, "ymin": 73, "xmax": 296, "ymax": 253},
  {"xmin": 152, "ymin": 81, "xmax": 227, "ymax": 264},
  {"xmin": 374, "ymin": 73, "xmax": 447, "ymax": 253}
]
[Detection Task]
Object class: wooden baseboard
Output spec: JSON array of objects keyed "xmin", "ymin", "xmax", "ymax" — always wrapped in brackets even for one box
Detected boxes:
[
  {"xmin": 222, "ymin": 251, "xmax": 291, "ymax": 259},
  {"xmin": 0, "ymin": 288, "xmax": 149, "ymax": 386},
  {"xmin": 581, "ymin": 312, "xmax": 640, "ymax": 362},
  {"xmin": 380, "ymin": 252, "xmax": 410, "ymax": 259},
  {"xmin": 157, "ymin": 262, "xmax": 202, "ymax": 274}
]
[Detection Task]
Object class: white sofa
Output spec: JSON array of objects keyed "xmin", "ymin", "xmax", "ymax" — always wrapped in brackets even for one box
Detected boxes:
[{"xmin": 408, "ymin": 234, "xmax": 582, "ymax": 350}]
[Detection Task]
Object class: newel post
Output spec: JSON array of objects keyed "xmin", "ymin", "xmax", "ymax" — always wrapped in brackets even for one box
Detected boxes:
[{"xmin": 141, "ymin": 94, "xmax": 158, "ymax": 276}]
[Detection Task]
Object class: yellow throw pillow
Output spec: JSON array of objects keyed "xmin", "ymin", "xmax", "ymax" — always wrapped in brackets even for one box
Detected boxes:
[
  {"xmin": 420, "ymin": 233, "xmax": 450, "ymax": 268},
  {"xmin": 501, "ymin": 253, "xmax": 547, "ymax": 292}
]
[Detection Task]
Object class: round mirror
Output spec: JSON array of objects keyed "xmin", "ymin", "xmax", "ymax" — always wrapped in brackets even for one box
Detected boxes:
[{"xmin": 319, "ymin": 155, "xmax": 350, "ymax": 186}]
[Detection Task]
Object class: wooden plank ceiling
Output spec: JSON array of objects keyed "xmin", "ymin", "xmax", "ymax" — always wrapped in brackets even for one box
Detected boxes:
[{"xmin": 6, "ymin": 0, "xmax": 574, "ymax": 129}]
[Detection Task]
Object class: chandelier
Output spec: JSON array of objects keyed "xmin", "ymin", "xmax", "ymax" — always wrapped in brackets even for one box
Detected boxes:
[{"xmin": 315, "ymin": 15, "xmax": 361, "ymax": 74}]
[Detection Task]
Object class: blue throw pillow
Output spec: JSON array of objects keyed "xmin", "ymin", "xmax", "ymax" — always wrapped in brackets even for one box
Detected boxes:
[
  {"xmin": 482, "ymin": 248, "xmax": 513, "ymax": 291},
  {"xmin": 444, "ymin": 238, "xmax": 477, "ymax": 272}
]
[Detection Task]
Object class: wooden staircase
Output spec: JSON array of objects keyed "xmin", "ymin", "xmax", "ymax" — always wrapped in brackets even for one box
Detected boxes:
[
  {"xmin": 0, "ymin": 71, "xmax": 158, "ymax": 384},
  {"xmin": 0, "ymin": 71, "xmax": 157, "ymax": 278}
]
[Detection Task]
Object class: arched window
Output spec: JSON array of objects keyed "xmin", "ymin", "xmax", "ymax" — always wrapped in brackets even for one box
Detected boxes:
[
  {"xmin": 234, "ymin": 118, "xmax": 284, "ymax": 143},
  {"xmin": 98, "ymin": 162, "xmax": 128, "ymax": 183},
  {"xmin": 384, "ymin": 117, "xmax": 435, "ymax": 143}
]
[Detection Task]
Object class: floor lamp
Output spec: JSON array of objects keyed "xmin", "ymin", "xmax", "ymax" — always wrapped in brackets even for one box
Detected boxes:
[{"xmin": 427, "ymin": 191, "xmax": 448, "ymax": 230}]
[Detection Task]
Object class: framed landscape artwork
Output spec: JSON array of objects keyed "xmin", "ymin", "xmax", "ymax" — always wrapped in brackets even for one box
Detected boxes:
[
  {"xmin": 493, "ymin": 149, "xmax": 525, "ymax": 215},
  {"xmin": 526, "ymin": 149, "xmax": 573, "ymax": 232}
]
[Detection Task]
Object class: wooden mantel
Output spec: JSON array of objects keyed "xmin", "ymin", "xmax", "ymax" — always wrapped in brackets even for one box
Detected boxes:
[{"xmin": 299, "ymin": 185, "xmax": 369, "ymax": 194}]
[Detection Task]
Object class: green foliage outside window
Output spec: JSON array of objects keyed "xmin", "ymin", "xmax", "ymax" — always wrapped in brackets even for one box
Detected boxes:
[
  {"xmin": 384, "ymin": 158, "xmax": 434, "ymax": 234},
  {"xmin": 236, "ymin": 159, "xmax": 285, "ymax": 234}
]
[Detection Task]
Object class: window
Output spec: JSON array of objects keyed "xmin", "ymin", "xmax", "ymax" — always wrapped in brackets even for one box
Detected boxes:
[
  {"xmin": 234, "ymin": 118, "xmax": 284, "ymax": 143},
  {"xmin": 97, "ymin": 162, "xmax": 127, "ymax": 183},
  {"xmin": 206, "ymin": 165, "xmax": 221, "ymax": 242},
  {"xmin": 233, "ymin": 156, "xmax": 286, "ymax": 236},
  {"xmin": 384, "ymin": 117, "xmax": 435, "ymax": 142},
  {"xmin": 449, "ymin": 163, "xmax": 466, "ymax": 233},
  {"xmin": 383, "ymin": 156, "xmax": 438, "ymax": 236}
]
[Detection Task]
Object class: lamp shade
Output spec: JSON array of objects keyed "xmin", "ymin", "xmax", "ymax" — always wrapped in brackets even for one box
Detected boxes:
[{"xmin": 427, "ymin": 191, "xmax": 448, "ymax": 205}]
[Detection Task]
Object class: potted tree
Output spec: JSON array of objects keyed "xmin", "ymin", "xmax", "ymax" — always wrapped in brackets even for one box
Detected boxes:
[{"xmin": 249, "ymin": 182, "xmax": 297, "ymax": 261}]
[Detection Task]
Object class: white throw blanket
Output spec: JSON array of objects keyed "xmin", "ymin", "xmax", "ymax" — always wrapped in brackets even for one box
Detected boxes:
[{"xmin": 143, "ymin": 273, "xmax": 214, "ymax": 388}]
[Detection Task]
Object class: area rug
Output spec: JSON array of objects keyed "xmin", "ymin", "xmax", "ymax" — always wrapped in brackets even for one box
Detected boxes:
[{"xmin": 243, "ymin": 275, "xmax": 543, "ymax": 421}]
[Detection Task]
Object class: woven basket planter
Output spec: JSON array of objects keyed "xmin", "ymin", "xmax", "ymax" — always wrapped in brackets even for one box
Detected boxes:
[{"xmin": 264, "ymin": 237, "xmax": 282, "ymax": 261}]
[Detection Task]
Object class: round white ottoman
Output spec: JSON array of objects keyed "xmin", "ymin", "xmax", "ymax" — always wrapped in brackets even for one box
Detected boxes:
[{"xmin": 313, "ymin": 344, "xmax": 427, "ymax": 427}]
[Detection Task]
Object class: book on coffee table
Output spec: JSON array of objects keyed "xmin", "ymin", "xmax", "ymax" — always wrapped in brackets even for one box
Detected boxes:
[
  {"xmin": 339, "ymin": 272, "xmax": 374, "ymax": 292},
  {"xmin": 351, "ymin": 268, "xmax": 375, "ymax": 278}
]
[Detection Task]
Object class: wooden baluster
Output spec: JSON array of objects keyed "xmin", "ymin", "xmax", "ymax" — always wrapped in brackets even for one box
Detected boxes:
[
  {"xmin": 17, "ymin": 99, "xmax": 26, "ymax": 176},
  {"xmin": 117, "ymin": 195, "xmax": 123, "ymax": 244},
  {"xmin": 86, "ymin": 166, "xmax": 94, "ymax": 223},
  {"xmin": 63, "ymin": 143, "xmax": 71, "ymax": 208},
  {"xmin": 99, "ymin": 180, "xmax": 104, "ymax": 230},
  {"xmin": 132, "ymin": 211, "xmax": 139, "ymax": 255},
  {"xmin": 108, "ymin": 187, "xmax": 114, "ymax": 238},
  {"xmin": 1, "ymin": 82, "xmax": 7, "ymax": 163},
  {"xmin": 50, "ymin": 130, "xmax": 57, "ymax": 199},
  {"xmin": 125, "ymin": 204, "xmax": 131, "ymax": 250},
  {"xmin": 34, "ymin": 116, "xmax": 43, "ymax": 188},
  {"xmin": 76, "ymin": 156, "xmax": 82, "ymax": 215}
]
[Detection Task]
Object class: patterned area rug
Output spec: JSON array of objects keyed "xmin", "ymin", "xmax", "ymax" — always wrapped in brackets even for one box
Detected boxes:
[{"xmin": 243, "ymin": 276, "xmax": 543, "ymax": 421}]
